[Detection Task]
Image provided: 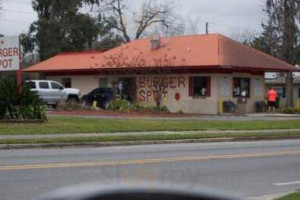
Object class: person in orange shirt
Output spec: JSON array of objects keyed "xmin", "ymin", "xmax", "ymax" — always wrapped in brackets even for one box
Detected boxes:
[{"xmin": 267, "ymin": 87, "xmax": 278, "ymax": 113}]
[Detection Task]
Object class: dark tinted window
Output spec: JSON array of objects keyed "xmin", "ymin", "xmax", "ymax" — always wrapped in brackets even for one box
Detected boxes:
[
  {"xmin": 103, "ymin": 88, "xmax": 113, "ymax": 96},
  {"xmin": 90, "ymin": 88, "xmax": 113, "ymax": 95},
  {"xmin": 299, "ymin": 87, "xmax": 300, "ymax": 98},
  {"xmin": 273, "ymin": 87, "xmax": 286, "ymax": 98},
  {"xmin": 99, "ymin": 78, "xmax": 108, "ymax": 87},
  {"xmin": 233, "ymin": 78, "xmax": 250, "ymax": 98},
  {"xmin": 39, "ymin": 82, "xmax": 49, "ymax": 89},
  {"xmin": 26, "ymin": 82, "xmax": 36, "ymax": 89},
  {"xmin": 191, "ymin": 77, "xmax": 211, "ymax": 97},
  {"xmin": 90, "ymin": 88, "xmax": 102, "ymax": 95},
  {"xmin": 51, "ymin": 82, "xmax": 63, "ymax": 90},
  {"xmin": 62, "ymin": 78, "xmax": 72, "ymax": 88}
]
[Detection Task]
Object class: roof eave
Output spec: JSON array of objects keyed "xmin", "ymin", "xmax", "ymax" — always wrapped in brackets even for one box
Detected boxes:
[{"xmin": 23, "ymin": 64, "xmax": 297, "ymax": 73}]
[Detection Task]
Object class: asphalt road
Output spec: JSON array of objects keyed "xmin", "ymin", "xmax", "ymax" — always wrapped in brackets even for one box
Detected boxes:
[{"xmin": 0, "ymin": 140, "xmax": 300, "ymax": 200}]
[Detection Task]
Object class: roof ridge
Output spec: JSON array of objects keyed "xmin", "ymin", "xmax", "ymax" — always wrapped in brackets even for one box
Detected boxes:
[{"xmin": 134, "ymin": 33, "xmax": 222, "ymax": 41}]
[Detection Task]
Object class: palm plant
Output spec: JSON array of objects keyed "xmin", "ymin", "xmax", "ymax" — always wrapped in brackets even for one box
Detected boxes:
[{"xmin": 0, "ymin": 78, "xmax": 46, "ymax": 120}]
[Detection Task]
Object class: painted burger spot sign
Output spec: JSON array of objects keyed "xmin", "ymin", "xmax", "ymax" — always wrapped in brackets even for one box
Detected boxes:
[
  {"xmin": 0, "ymin": 36, "xmax": 20, "ymax": 71},
  {"xmin": 138, "ymin": 76, "xmax": 186, "ymax": 102}
]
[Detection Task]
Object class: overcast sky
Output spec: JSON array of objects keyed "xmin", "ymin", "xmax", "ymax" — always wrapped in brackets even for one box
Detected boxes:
[{"xmin": 0, "ymin": 0, "xmax": 266, "ymax": 38}]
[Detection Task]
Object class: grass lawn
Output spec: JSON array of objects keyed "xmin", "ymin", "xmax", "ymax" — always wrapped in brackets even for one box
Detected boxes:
[
  {"xmin": 275, "ymin": 191, "xmax": 300, "ymax": 200},
  {"xmin": 1, "ymin": 131, "xmax": 300, "ymax": 144},
  {"xmin": 0, "ymin": 116, "xmax": 300, "ymax": 135}
]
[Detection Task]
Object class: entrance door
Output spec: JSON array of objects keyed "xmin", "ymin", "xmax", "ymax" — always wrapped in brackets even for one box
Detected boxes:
[{"xmin": 119, "ymin": 77, "xmax": 136, "ymax": 102}]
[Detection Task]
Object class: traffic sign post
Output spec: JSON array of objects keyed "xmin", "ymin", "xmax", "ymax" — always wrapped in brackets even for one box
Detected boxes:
[{"xmin": 17, "ymin": 36, "xmax": 22, "ymax": 87}]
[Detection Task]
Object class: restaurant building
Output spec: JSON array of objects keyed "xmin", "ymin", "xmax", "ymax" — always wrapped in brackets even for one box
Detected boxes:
[{"xmin": 24, "ymin": 34, "xmax": 297, "ymax": 114}]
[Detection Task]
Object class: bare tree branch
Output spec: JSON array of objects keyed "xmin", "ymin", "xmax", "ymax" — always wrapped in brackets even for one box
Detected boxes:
[{"xmin": 103, "ymin": 0, "xmax": 175, "ymax": 42}]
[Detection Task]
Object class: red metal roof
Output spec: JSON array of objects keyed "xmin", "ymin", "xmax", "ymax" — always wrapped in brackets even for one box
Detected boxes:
[{"xmin": 24, "ymin": 34, "xmax": 297, "ymax": 73}]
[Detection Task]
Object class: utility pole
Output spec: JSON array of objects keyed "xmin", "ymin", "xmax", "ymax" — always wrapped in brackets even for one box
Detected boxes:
[{"xmin": 206, "ymin": 22, "xmax": 209, "ymax": 34}]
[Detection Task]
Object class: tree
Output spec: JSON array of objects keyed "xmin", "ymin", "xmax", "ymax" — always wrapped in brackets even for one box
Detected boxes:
[
  {"xmin": 21, "ymin": 0, "xmax": 123, "ymax": 61},
  {"xmin": 250, "ymin": 34, "xmax": 272, "ymax": 55},
  {"xmin": 91, "ymin": 15, "xmax": 124, "ymax": 51},
  {"xmin": 157, "ymin": 15, "xmax": 203, "ymax": 37},
  {"xmin": 231, "ymin": 29, "xmax": 257, "ymax": 45},
  {"xmin": 0, "ymin": 0, "xmax": 3, "ymax": 36},
  {"xmin": 103, "ymin": 0, "xmax": 175, "ymax": 42},
  {"xmin": 263, "ymin": 0, "xmax": 300, "ymax": 108}
]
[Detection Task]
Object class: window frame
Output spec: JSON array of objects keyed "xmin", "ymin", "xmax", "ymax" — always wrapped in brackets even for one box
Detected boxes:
[
  {"xmin": 273, "ymin": 86, "xmax": 286, "ymax": 99},
  {"xmin": 189, "ymin": 76, "xmax": 211, "ymax": 97},
  {"xmin": 39, "ymin": 81, "xmax": 50, "ymax": 89},
  {"xmin": 232, "ymin": 77, "xmax": 250, "ymax": 98}
]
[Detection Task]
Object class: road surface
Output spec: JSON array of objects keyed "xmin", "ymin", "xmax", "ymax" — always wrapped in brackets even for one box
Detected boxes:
[{"xmin": 0, "ymin": 140, "xmax": 300, "ymax": 200}]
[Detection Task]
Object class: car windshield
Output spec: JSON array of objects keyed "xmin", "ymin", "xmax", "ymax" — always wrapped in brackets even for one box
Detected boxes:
[{"xmin": 90, "ymin": 88, "xmax": 103, "ymax": 95}]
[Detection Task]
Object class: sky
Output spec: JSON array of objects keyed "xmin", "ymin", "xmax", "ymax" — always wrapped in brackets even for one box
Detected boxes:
[{"xmin": 0, "ymin": 0, "xmax": 266, "ymax": 38}]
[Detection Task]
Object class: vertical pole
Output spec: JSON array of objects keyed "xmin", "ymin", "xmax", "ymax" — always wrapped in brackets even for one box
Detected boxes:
[
  {"xmin": 206, "ymin": 22, "xmax": 209, "ymax": 34},
  {"xmin": 17, "ymin": 35, "xmax": 22, "ymax": 87},
  {"xmin": 17, "ymin": 69, "xmax": 22, "ymax": 86}
]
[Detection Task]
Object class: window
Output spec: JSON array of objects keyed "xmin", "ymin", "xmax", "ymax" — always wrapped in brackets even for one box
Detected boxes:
[
  {"xmin": 189, "ymin": 77, "xmax": 211, "ymax": 97},
  {"xmin": 99, "ymin": 78, "xmax": 108, "ymax": 87},
  {"xmin": 62, "ymin": 78, "xmax": 72, "ymax": 88},
  {"xmin": 26, "ymin": 81, "xmax": 36, "ymax": 89},
  {"xmin": 273, "ymin": 87, "xmax": 286, "ymax": 98},
  {"xmin": 298, "ymin": 87, "xmax": 300, "ymax": 99},
  {"xmin": 233, "ymin": 78, "xmax": 250, "ymax": 98},
  {"xmin": 51, "ymin": 82, "xmax": 64, "ymax": 90},
  {"xmin": 39, "ymin": 82, "xmax": 49, "ymax": 89},
  {"xmin": 90, "ymin": 88, "xmax": 102, "ymax": 95}
]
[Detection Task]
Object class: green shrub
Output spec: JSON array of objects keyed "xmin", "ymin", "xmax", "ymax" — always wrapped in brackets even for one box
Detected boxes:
[
  {"xmin": 0, "ymin": 78, "xmax": 46, "ymax": 121},
  {"xmin": 105, "ymin": 98, "xmax": 132, "ymax": 112},
  {"xmin": 282, "ymin": 107, "xmax": 300, "ymax": 114},
  {"xmin": 105, "ymin": 99, "xmax": 169, "ymax": 113}
]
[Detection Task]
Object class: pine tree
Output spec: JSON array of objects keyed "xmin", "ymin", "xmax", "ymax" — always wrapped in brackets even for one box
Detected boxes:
[{"xmin": 263, "ymin": 0, "xmax": 300, "ymax": 108}]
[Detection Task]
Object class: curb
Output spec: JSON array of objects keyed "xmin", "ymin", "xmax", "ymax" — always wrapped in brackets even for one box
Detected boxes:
[{"xmin": 1, "ymin": 136, "xmax": 300, "ymax": 150}]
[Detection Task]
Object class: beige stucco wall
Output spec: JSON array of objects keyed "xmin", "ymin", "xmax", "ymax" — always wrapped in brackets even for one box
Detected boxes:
[
  {"xmin": 135, "ymin": 74, "xmax": 219, "ymax": 114},
  {"xmin": 47, "ymin": 75, "xmax": 118, "ymax": 95},
  {"xmin": 46, "ymin": 73, "xmax": 265, "ymax": 114}
]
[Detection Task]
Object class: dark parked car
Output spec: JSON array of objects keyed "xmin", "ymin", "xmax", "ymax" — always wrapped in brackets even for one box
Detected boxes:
[{"xmin": 81, "ymin": 88, "xmax": 114, "ymax": 108}]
